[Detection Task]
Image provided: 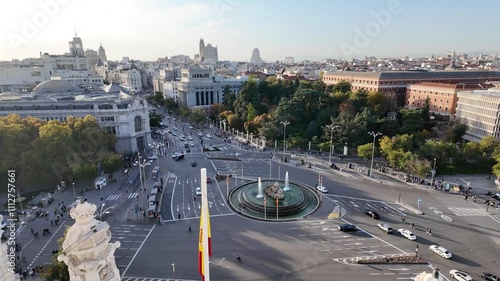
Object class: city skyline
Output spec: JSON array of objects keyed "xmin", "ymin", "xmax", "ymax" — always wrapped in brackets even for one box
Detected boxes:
[{"xmin": 1, "ymin": 0, "xmax": 500, "ymax": 62}]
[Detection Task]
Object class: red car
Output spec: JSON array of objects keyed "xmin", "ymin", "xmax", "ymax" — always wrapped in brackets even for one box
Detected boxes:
[{"xmin": 206, "ymin": 177, "xmax": 212, "ymax": 183}]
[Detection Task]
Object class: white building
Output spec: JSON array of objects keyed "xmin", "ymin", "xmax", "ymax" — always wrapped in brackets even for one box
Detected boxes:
[
  {"xmin": 198, "ymin": 39, "xmax": 218, "ymax": 64},
  {"xmin": 176, "ymin": 66, "xmax": 247, "ymax": 107},
  {"xmin": 109, "ymin": 63, "xmax": 143, "ymax": 93},
  {"xmin": 285, "ymin": 57, "xmax": 294, "ymax": 65},
  {"xmin": 456, "ymin": 86, "xmax": 500, "ymax": 142},
  {"xmin": 85, "ymin": 49, "xmax": 98, "ymax": 71},
  {"xmin": 98, "ymin": 43, "xmax": 107, "ymax": 64},
  {"xmin": 0, "ymin": 80, "xmax": 152, "ymax": 154},
  {"xmin": 251, "ymin": 48, "xmax": 262, "ymax": 65}
]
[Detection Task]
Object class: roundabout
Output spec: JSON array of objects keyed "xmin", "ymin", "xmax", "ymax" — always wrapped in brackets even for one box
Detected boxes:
[{"xmin": 228, "ymin": 175, "xmax": 320, "ymax": 221}]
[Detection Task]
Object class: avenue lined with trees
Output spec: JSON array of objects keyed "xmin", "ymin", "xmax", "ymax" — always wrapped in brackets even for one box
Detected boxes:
[{"xmin": 153, "ymin": 77, "xmax": 500, "ymax": 178}]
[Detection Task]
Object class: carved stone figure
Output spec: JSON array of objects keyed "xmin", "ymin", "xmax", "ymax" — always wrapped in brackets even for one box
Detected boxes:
[{"xmin": 57, "ymin": 203, "xmax": 121, "ymax": 281}]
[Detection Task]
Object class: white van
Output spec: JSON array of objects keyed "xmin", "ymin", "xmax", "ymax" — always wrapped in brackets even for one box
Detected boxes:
[{"xmin": 94, "ymin": 176, "xmax": 107, "ymax": 190}]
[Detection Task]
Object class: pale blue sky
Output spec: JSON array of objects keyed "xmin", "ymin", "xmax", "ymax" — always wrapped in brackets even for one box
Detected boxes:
[{"xmin": 1, "ymin": 0, "xmax": 499, "ymax": 62}]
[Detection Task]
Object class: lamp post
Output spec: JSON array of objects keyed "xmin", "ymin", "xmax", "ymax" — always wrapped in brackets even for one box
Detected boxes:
[
  {"xmin": 98, "ymin": 203, "xmax": 115, "ymax": 220},
  {"xmin": 430, "ymin": 158, "xmax": 437, "ymax": 187},
  {"xmin": 326, "ymin": 124, "xmax": 339, "ymax": 165},
  {"xmin": 72, "ymin": 182, "xmax": 76, "ymax": 200},
  {"xmin": 171, "ymin": 263, "xmax": 175, "ymax": 279},
  {"xmin": 280, "ymin": 121, "xmax": 290, "ymax": 160},
  {"xmin": 368, "ymin": 131, "xmax": 382, "ymax": 178},
  {"xmin": 212, "ymin": 258, "xmax": 227, "ymax": 281}
]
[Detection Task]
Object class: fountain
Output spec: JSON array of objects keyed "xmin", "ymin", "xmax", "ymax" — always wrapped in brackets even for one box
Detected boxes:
[
  {"xmin": 256, "ymin": 177, "xmax": 264, "ymax": 198},
  {"xmin": 284, "ymin": 171, "xmax": 290, "ymax": 191},
  {"xmin": 228, "ymin": 179, "xmax": 320, "ymax": 221}
]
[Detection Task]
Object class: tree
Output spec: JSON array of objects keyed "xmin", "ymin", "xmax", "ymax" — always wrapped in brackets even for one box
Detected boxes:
[
  {"xmin": 246, "ymin": 104, "xmax": 257, "ymax": 122},
  {"xmin": 71, "ymin": 163, "xmax": 98, "ymax": 182},
  {"xmin": 357, "ymin": 143, "xmax": 375, "ymax": 160},
  {"xmin": 189, "ymin": 108, "xmax": 208, "ymax": 125},
  {"xmin": 399, "ymin": 109, "xmax": 425, "ymax": 134},
  {"xmin": 149, "ymin": 112, "xmax": 162, "ymax": 127},
  {"xmin": 444, "ymin": 122, "xmax": 467, "ymax": 143},
  {"xmin": 332, "ymin": 80, "xmax": 351, "ymax": 93},
  {"xmin": 222, "ymin": 85, "xmax": 236, "ymax": 111},
  {"xmin": 101, "ymin": 153, "xmax": 122, "ymax": 175}
]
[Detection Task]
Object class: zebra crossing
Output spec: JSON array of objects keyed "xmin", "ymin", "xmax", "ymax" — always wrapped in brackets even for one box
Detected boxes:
[
  {"xmin": 122, "ymin": 277, "xmax": 196, "ymax": 281},
  {"xmin": 447, "ymin": 207, "xmax": 490, "ymax": 216},
  {"xmin": 106, "ymin": 192, "xmax": 138, "ymax": 201}
]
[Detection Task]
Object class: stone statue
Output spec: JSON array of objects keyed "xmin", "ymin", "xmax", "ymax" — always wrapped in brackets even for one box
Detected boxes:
[
  {"xmin": 0, "ymin": 214, "xmax": 21, "ymax": 281},
  {"xmin": 57, "ymin": 202, "xmax": 121, "ymax": 281}
]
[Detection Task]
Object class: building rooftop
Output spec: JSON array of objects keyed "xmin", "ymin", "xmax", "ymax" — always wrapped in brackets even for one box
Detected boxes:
[
  {"xmin": 410, "ymin": 82, "xmax": 490, "ymax": 90},
  {"xmin": 327, "ymin": 70, "xmax": 500, "ymax": 79},
  {"xmin": 33, "ymin": 80, "xmax": 84, "ymax": 94}
]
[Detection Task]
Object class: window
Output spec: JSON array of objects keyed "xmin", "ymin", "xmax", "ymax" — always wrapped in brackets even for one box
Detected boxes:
[{"xmin": 134, "ymin": 116, "xmax": 143, "ymax": 132}]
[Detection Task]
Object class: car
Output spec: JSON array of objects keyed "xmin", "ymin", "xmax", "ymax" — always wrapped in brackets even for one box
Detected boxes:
[
  {"xmin": 191, "ymin": 161, "xmax": 197, "ymax": 167},
  {"xmin": 206, "ymin": 134, "xmax": 212, "ymax": 138},
  {"xmin": 148, "ymin": 155, "xmax": 158, "ymax": 160},
  {"xmin": 187, "ymin": 136, "xmax": 193, "ymax": 141},
  {"xmin": 338, "ymin": 224, "xmax": 357, "ymax": 232},
  {"xmin": 207, "ymin": 177, "xmax": 212, "ymax": 183},
  {"xmin": 179, "ymin": 137, "xmax": 184, "ymax": 141},
  {"xmin": 171, "ymin": 153, "xmax": 180, "ymax": 159},
  {"xmin": 316, "ymin": 185, "xmax": 328, "ymax": 193},
  {"xmin": 172, "ymin": 117, "xmax": 176, "ymax": 121},
  {"xmin": 189, "ymin": 126, "xmax": 193, "ymax": 129},
  {"xmin": 195, "ymin": 187, "xmax": 202, "ymax": 196},
  {"xmin": 430, "ymin": 245, "xmax": 452, "ymax": 259},
  {"xmin": 186, "ymin": 148, "xmax": 191, "ymax": 153},
  {"xmin": 190, "ymin": 142, "xmax": 195, "ymax": 147},
  {"xmin": 398, "ymin": 229, "xmax": 416, "ymax": 240},
  {"xmin": 482, "ymin": 273, "xmax": 499, "ymax": 281},
  {"xmin": 174, "ymin": 154, "xmax": 185, "ymax": 161},
  {"xmin": 198, "ymin": 132, "xmax": 203, "ymax": 136},
  {"xmin": 364, "ymin": 210, "xmax": 380, "ymax": 219},
  {"xmin": 450, "ymin": 270, "xmax": 473, "ymax": 281},
  {"xmin": 377, "ymin": 223, "xmax": 392, "ymax": 233},
  {"xmin": 174, "ymin": 127, "xmax": 178, "ymax": 130}
]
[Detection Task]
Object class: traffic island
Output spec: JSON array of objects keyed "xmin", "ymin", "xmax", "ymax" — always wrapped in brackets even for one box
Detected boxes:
[{"xmin": 356, "ymin": 254, "xmax": 427, "ymax": 264}]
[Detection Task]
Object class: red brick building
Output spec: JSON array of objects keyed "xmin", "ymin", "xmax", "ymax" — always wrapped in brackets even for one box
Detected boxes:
[
  {"xmin": 323, "ymin": 70, "xmax": 500, "ymax": 107},
  {"xmin": 405, "ymin": 82, "xmax": 489, "ymax": 115}
]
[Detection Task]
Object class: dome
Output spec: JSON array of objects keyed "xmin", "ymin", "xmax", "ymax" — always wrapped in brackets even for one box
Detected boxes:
[
  {"xmin": 33, "ymin": 80, "xmax": 83, "ymax": 94},
  {"xmin": 0, "ymin": 91, "xmax": 21, "ymax": 100}
]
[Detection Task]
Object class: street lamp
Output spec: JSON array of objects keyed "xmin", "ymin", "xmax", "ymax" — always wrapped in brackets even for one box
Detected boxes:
[
  {"xmin": 98, "ymin": 203, "xmax": 115, "ymax": 220},
  {"xmin": 430, "ymin": 158, "xmax": 437, "ymax": 187},
  {"xmin": 280, "ymin": 121, "xmax": 290, "ymax": 159},
  {"xmin": 210, "ymin": 258, "xmax": 228, "ymax": 281},
  {"xmin": 325, "ymin": 124, "xmax": 339, "ymax": 165},
  {"xmin": 368, "ymin": 131, "xmax": 382, "ymax": 177},
  {"xmin": 171, "ymin": 263, "xmax": 175, "ymax": 279},
  {"xmin": 72, "ymin": 182, "xmax": 76, "ymax": 200}
]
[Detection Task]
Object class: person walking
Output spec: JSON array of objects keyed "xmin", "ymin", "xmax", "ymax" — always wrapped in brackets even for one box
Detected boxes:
[{"xmin": 411, "ymin": 222, "xmax": 414, "ymax": 229}]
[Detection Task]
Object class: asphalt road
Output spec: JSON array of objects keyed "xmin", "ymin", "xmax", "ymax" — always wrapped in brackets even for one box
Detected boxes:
[{"xmin": 13, "ymin": 112, "xmax": 500, "ymax": 281}]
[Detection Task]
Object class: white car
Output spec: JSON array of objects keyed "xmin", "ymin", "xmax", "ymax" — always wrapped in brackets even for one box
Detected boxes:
[
  {"xmin": 171, "ymin": 153, "xmax": 180, "ymax": 159},
  {"xmin": 206, "ymin": 134, "xmax": 212, "ymax": 138},
  {"xmin": 430, "ymin": 245, "xmax": 452, "ymax": 259},
  {"xmin": 189, "ymin": 142, "xmax": 195, "ymax": 147},
  {"xmin": 189, "ymin": 126, "xmax": 193, "ymax": 129},
  {"xmin": 148, "ymin": 155, "xmax": 158, "ymax": 160},
  {"xmin": 377, "ymin": 223, "xmax": 393, "ymax": 233},
  {"xmin": 316, "ymin": 186, "xmax": 328, "ymax": 193},
  {"xmin": 195, "ymin": 187, "xmax": 202, "ymax": 196},
  {"xmin": 398, "ymin": 229, "xmax": 416, "ymax": 240},
  {"xmin": 187, "ymin": 136, "xmax": 193, "ymax": 141},
  {"xmin": 449, "ymin": 270, "xmax": 473, "ymax": 281},
  {"xmin": 198, "ymin": 132, "xmax": 203, "ymax": 137}
]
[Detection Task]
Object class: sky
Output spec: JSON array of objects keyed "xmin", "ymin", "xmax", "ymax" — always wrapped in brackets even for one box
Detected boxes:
[{"xmin": 1, "ymin": 0, "xmax": 499, "ymax": 62}]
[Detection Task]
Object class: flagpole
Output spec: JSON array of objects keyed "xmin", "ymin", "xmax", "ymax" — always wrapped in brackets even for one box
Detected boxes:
[
  {"xmin": 276, "ymin": 198, "xmax": 279, "ymax": 221},
  {"xmin": 201, "ymin": 168, "xmax": 211, "ymax": 281}
]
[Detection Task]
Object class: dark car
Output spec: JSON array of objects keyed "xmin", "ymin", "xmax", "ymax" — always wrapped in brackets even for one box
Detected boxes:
[
  {"xmin": 364, "ymin": 210, "xmax": 380, "ymax": 219},
  {"xmin": 191, "ymin": 161, "xmax": 197, "ymax": 167},
  {"xmin": 174, "ymin": 154, "xmax": 185, "ymax": 161},
  {"xmin": 338, "ymin": 224, "xmax": 357, "ymax": 232},
  {"xmin": 482, "ymin": 272, "xmax": 499, "ymax": 281}
]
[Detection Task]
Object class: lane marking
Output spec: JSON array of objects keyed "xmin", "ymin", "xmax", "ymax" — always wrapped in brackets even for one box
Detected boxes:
[{"xmin": 121, "ymin": 225, "xmax": 156, "ymax": 277}]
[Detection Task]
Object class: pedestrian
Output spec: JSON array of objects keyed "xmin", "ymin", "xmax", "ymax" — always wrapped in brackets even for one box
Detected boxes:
[
  {"xmin": 416, "ymin": 244, "xmax": 419, "ymax": 255},
  {"xmin": 193, "ymin": 196, "xmax": 196, "ymax": 201},
  {"xmin": 411, "ymin": 223, "xmax": 414, "ymax": 229},
  {"xmin": 178, "ymin": 214, "xmax": 181, "ymax": 220}
]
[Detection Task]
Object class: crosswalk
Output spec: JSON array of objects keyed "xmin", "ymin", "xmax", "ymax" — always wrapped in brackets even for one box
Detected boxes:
[
  {"xmin": 447, "ymin": 207, "xmax": 490, "ymax": 216},
  {"xmin": 325, "ymin": 195, "xmax": 406, "ymax": 217},
  {"xmin": 107, "ymin": 192, "xmax": 138, "ymax": 201},
  {"xmin": 122, "ymin": 276, "xmax": 196, "ymax": 281}
]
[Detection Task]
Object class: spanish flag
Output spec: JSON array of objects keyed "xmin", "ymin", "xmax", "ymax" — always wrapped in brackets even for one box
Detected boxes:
[
  {"xmin": 198, "ymin": 213, "xmax": 213, "ymax": 280},
  {"xmin": 198, "ymin": 168, "xmax": 212, "ymax": 281}
]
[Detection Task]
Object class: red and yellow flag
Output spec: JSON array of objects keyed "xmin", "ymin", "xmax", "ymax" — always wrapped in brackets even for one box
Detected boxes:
[{"xmin": 198, "ymin": 205, "xmax": 212, "ymax": 280}]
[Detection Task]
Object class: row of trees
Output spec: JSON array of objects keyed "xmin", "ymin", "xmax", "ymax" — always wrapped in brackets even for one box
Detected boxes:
[{"xmin": 0, "ymin": 114, "xmax": 122, "ymax": 189}]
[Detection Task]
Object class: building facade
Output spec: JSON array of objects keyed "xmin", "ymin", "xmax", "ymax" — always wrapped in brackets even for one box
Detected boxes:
[
  {"xmin": 405, "ymin": 82, "xmax": 488, "ymax": 115},
  {"xmin": 250, "ymin": 48, "xmax": 262, "ymax": 65},
  {"xmin": 0, "ymin": 80, "xmax": 151, "ymax": 154},
  {"xmin": 98, "ymin": 43, "xmax": 107, "ymax": 64},
  {"xmin": 323, "ymin": 70, "xmax": 500, "ymax": 107},
  {"xmin": 456, "ymin": 87, "xmax": 500, "ymax": 142},
  {"xmin": 198, "ymin": 39, "xmax": 218, "ymax": 64},
  {"xmin": 176, "ymin": 66, "xmax": 247, "ymax": 107}
]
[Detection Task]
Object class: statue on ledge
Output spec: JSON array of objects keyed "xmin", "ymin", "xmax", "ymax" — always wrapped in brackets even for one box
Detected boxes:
[
  {"xmin": 264, "ymin": 181, "xmax": 285, "ymax": 200},
  {"xmin": 57, "ymin": 202, "xmax": 121, "ymax": 281}
]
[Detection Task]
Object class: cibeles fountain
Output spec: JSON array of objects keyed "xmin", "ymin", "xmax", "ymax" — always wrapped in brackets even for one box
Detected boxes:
[
  {"xmin": 0, "ymin": 215, "xmax": 20, "ymax": 281},
  {"xmin": 228, "ymin": 171, "xmax": 320, "ymax": 221},
  {"xmin": 57, "ymin": 202, "xmax": 121, "ymax": 281}
]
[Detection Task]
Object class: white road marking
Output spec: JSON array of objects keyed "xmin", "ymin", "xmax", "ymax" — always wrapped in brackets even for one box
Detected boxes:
[{"xmin": 121, "ymin": 225, "xmax": 156, "ymax": 277}]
